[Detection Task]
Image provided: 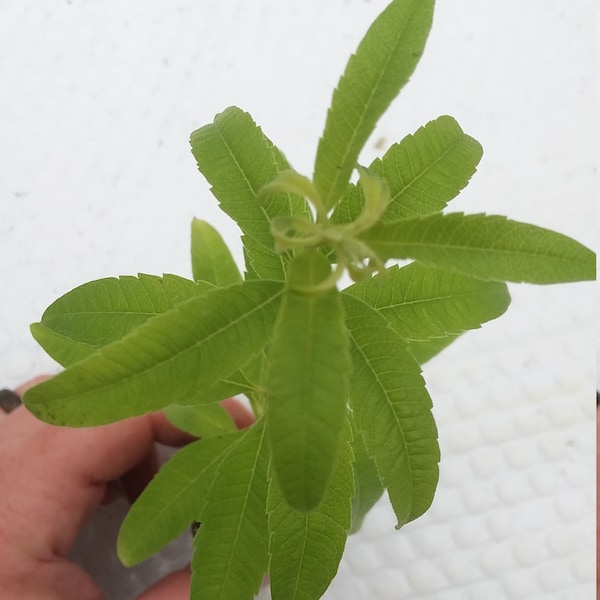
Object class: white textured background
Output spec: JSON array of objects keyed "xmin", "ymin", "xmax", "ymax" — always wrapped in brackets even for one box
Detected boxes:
[{"xmin": 0, "ymin": 1, "xmax": 596, "ymax": 599}]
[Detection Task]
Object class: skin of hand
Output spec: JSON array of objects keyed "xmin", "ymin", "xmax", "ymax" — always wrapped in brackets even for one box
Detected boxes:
[{"xmin": 0, "ymin": 376, "xmax": 254, "ymax": 600}]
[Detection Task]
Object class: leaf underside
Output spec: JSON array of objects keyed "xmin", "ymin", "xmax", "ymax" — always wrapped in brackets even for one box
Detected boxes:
[
  {"xmin": 348, "ymin": 415, "xmax": 384, "ymax": 533},
  {"xmin": 268, "ymin": 424, "xmax": 354, "ymax": 599},
  {"xmin": 314, "ymin": 0, "xmax": 436, "ymax": 209},
  {"xmin": 163, "ymin": 402, "xmax": 237, "ymax": 439},
  {"xmin": 343, "ymin": 294, "xmax": 439, "ymax": 528},
  {"xmin": 406, "ymin": 333, "xmax": 462, "ymax": 365},
  {"xmin": 191, "ymin": 218, "xmax": 242, "ymax": 286},
  {"xmin": 118, "ymin": 431, "xmax": 242, "ymax": 566},
  {"xmin": 23, "ymin": 281, "xmax": 283, "ymax": 425},
  {"xmin": 266, "ymin": 251, "xmax": 351, "ymax": 512},
  {"xmin": 345, "ymin": 261, "xmax": 511, "ymax": 340},
  {"xmin": 30, "ymin": 274, "xmax": 211, "ymax": 367},
  {"xmin": 190, "ymin": 106, "xmax": 311, "ymax": 280},
  {"xmin": 331, "ymin": 115, "xmax": 483, "ymax": 224},
  {"xmin": 192, "ymin": 422, "xmax": 270, "ymax": 600},
  {"xmin": 360, "ymin": 213, "xmax": 596, "ymax": 283}
]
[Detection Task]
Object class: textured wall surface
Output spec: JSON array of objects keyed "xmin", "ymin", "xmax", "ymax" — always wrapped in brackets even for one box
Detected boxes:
[{"xmin": 0, "ymin": 1, "xmax": 595, "ymax": 598}]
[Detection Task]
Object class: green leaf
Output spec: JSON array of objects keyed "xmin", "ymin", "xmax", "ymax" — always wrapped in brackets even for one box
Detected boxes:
[
  {"xmin": 331, "ymin": 115, "xmax": 483, "ymax": 224},
  {"xmin": 266, "ymin": 251, "xmax": 351, "ymax": 511},
  {"xmin": 23, "ymin": 281, "xmax": 283, "ymax": 426},
  {"xmin": 163, "ymin": 402, "xmax": 237, "ymax": 438},
  {"xmin": 191, "ymin": 421, "xmax": 269, "ymax": 600},
  {"xmin": 329, "ymin": 183, "xmax": 363, "ymax": 227},
  {"xmin": 118, "ymin": 431, "xmax": 242, "ymax": 566},
  {"xmin": 348, "ymin": 415, "xmax": 384, "ymax": 534},
  {"xmin": 268, "ymin": 423, "xmax": 354, "ymax": 600},
  {"xmin": 241, "ymin": 235, "xmax": 290, "ymax": 280},
  {"xmin": 377, "ymin": 116, "xmax": 483, "ymax": 221},
  {"xmin": 406, "ymin": 333, "xmax": 461, "ymax": 365},
  {"xmin": 234, "ymin": 350, "xmax": 269, "ymax": 418},
  {"xmin": 190, "ymin": 107, "xmax": 312, "ymax": 280},
  {"xmin": 343, "ymin": 295, "xmax": 439, "ymax": 528},
  {"xmin": 162, "ymin": 369, "xmax": 256, "ymax": 416},
  {"xmin": 360, "ymin": 213, "xmax": 596, "ymax": 283},
  {"xmin": 29, "ymin": 323, "xmax": 94, "ymax": 368},
  {"xmin": 191, "ymin": 218, "xmax": 242, "ymax": 286},
  {"xmin": 30, "ymin": 274, "xmax": 210, "ymax": 367},
  {"xmin": 314, "ymin": 0, "xmax": 435, "ymax": 209},
  {"xmin": 345, "ymin": 262, "xmax": 510, "ymax": 341}
]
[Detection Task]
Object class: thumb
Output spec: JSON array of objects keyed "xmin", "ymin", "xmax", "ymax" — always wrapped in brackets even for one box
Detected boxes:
[{"xmin": 136, "ymin": 568, "xmax": 191, "ymax": 600}]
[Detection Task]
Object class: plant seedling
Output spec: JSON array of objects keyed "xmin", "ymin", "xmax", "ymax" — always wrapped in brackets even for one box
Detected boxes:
[{"xmin": 23, "ymin": 1, "xmax": 594, "ymax": 598}]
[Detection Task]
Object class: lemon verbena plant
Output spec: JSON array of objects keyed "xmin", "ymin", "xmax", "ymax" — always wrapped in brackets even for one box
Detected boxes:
[{"xmin": 23, "ymin": 1, "xmax": 594, "ymax": 598}]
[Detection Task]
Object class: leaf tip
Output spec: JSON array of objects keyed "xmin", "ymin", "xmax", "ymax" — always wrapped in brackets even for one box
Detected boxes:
[{"xmin": 116, "ymin": 536, "xmax": 137, "ymax": 568}]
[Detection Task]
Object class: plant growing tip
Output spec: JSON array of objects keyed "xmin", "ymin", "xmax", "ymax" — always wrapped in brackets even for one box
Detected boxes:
[
  {"xmin": 259, "ymin": 165, "xmax": 392, "ymax": 289},
  {"xmin": 23, "ymin": 0, "xmax": 594, "ymax": 598}
]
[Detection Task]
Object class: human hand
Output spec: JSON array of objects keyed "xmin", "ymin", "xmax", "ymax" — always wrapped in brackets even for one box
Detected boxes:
[{"xmin": 0, "ymin": 376, "xmax": 253, "ymax": 600}]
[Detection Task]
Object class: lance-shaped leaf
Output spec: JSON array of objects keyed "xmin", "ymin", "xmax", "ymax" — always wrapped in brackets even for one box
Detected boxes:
[
  {"xmin": 118, "ymin": 431, "xmax": 242, "ymax": 567},
  {"xmin": 348, "ymin": 415, "xmax": 384, "ymax": 534},
  {"xmin": 345, "ymin": 262, "xmax": 510, "ymax": 341},
  {"xmin": 191, "ymin": 422, "xmax": 269, "ymax": 600},
  {"xmin": 23, "ymin": 281, "xmax": 283, "ymax": 426},
  {"xmin": 331, "ymin": 115, "xmax": 483, "ymax": 224},
  {"xmin": 268, "ymin": 423, "xmax": 354, "ymax": 600},
  {"xmin": 190, "ymin": 107, "xmax": 311, "ymax": 280},
  {"xmin": 191, "ymin": 218, "xmax": 242, "ymax": 286},
  {"xmin": 30, "ymin": 274, "xmax": 211, "ymax": 367},
  {"xmin": 314, "ymin": 0, "xmax": 435, "ymax": 209},
  {"xmin": 343, "ymin": 295, "xmax": 439, "ymax": 528},
  {"xmin": 266, "ymin": 251, "xmax": 351, "ymax": 511},
  {"xmin": 360, "ymin": 213, "xmax": 596, "ymax": 283}
]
